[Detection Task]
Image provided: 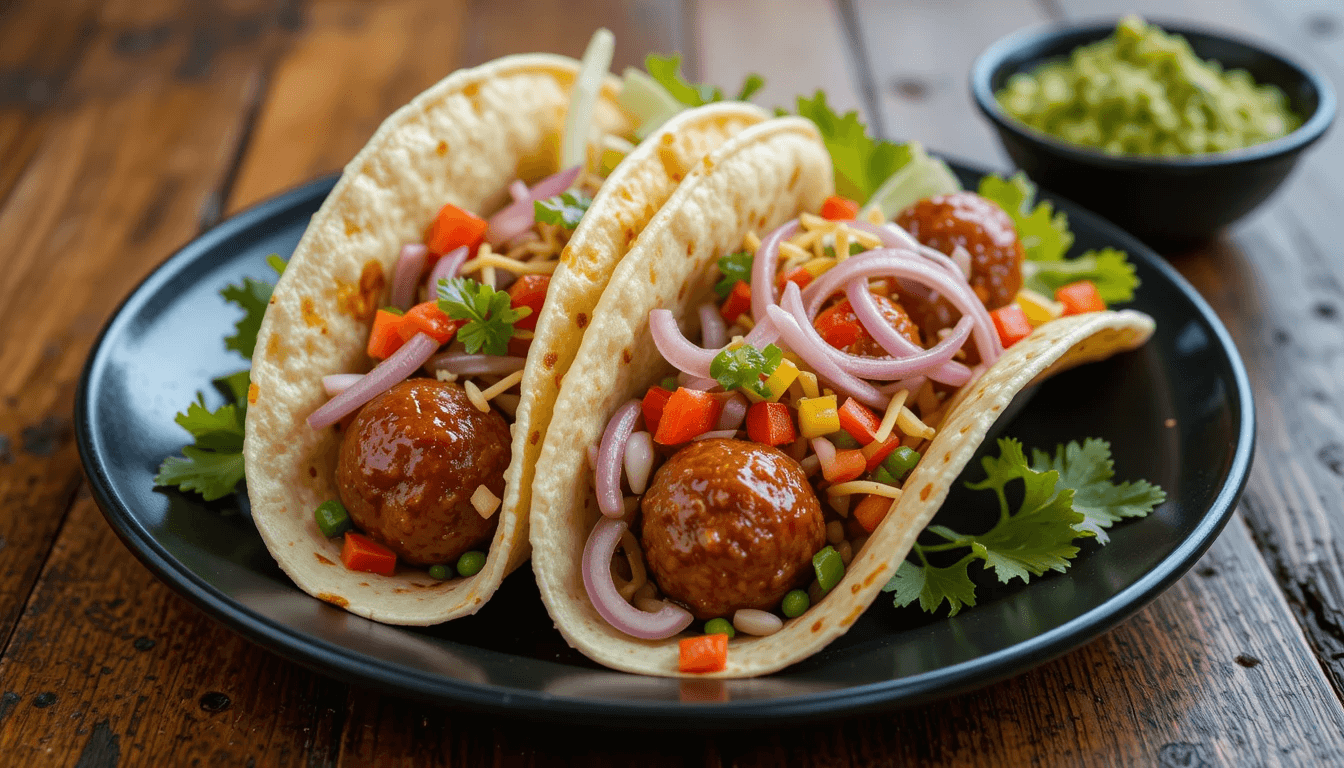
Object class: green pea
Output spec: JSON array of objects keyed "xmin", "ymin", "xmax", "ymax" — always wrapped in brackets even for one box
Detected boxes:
[
  {"xmin": 314, "ymin": 500, "xmax": 352, "ymax": 538},
  {"xmin": 660, "ymin": 376, "xmax": 679, "ymax": 391},
  {"xmin": 704, "ymin": 618, "xmax": 735, "ymax": 639},
  {"xmin": 882, "ymin": 446, "xmax": 921, "ymax": 479},
  {"xmin": 781, "ymin": 589, "xmax": 810, "ymax": 618},
  {"xmin": 456, "ymin": 551, "xmax": 487, "ymax": 578},
  {"xmin": 871, "ymin": 466, "xmax": 898, "ymax": 486},
  {"xmin": 427, "ymin": 564, "xmax": 451, "ymax": 580},
  {"xmin": 812, "ymin": 546, "xmax": 845, "ymax": 594},
  {"xmin": 828, "ymin": 430, "xmax": 860, "ymax": 450}
]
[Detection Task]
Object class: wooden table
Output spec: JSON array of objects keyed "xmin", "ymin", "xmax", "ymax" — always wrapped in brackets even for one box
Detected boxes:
[{"xmin": 3, "ymin": 0, "xmax": 1344, "ymax": 764}]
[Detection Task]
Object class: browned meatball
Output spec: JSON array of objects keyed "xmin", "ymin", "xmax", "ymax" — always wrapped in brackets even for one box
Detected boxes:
[
  {"xmin": 896, "ymin": 191, "xmax": 1025, "ymax": 339},
  {"xmin": 640, "ymin": 439, "xmax": 825, "ymax": 619},
  {"xmin": 336, "ymin": 378, "xmax": 509, "ymax": 567}
]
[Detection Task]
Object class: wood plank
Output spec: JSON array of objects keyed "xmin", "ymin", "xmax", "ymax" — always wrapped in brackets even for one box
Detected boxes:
[{"xmin": 1054, "ymin": 0, "xmax": 1344, "ymax": 705}]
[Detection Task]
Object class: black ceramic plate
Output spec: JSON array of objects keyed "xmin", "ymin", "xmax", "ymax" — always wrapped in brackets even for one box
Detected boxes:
[{"xmin": 76, "ymin": 167, "xmax": 1253, "ymax": 729}]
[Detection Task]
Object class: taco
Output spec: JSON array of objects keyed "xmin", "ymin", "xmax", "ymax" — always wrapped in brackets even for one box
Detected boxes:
[
  {"xmin": 529, "ymin": 115, "xmax": 1156, "ymax": 677},
  {"xmin": 242, "ymin": 42, "xmax": 770, "ymax": 625}
]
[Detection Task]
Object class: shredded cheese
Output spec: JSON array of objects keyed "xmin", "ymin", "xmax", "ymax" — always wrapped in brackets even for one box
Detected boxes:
[
  {"xmin": 480, "ymin": 369, "xmax": 524, "ymax": 401},
  {"xmin": 615, "ymin": 529, "xmax": 648, "ymax": 601},
  {"xmin": 797, "ymin": 370, "xmax": 820, "ymax": 399},
  {"xmin": 827, "ymin": 480, "xmax": 904, "ymax": 499},
  {"xmin": 835, "ymin": 225, "xmax": 851, "ymax": 262},
  {"xmin": 864, "ymin": 206, "xmax": 883, "ymax": 225},
  {"xmin": 464, "ymin": 380, "xmax": 490, "ymax": 412},
  {"xmin": 481, "ymin": 264, "xmax": 497, "ymax": 289},
  {"xmin": 471, "ymin": 484, "xmax": 501, "ymax": 519},
  {"xmin": 873, "ymin": 390, "xmax": 909, "ymax": 444},
  {"xmin": 799, "ymin": 212, "xmax": 833, "ymax": 231},
  {"xmin": 779, "ymin": 241, "xmax": 811, "ymax": 265},
  {"xmin": 435, "ymin": 369, "xmax": 459, "ymax": 383},
  {"xmin": 460, "ymin": 254, "xmax": 558, "ymax": 275},
  {"xmin": 743, "ymin": 231, "xmax": 761, "ymax": 252},
  {"xmin": 897, "ymin": 405, "xmax": 936, "ymax": 440},
  {"xmin": 850, "ymin": 229, "xmax": 882, "ymax": 249}
]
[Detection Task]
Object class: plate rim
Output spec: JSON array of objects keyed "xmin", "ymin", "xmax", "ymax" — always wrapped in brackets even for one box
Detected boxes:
[{"xmin": 75, "ymin": 166, "xmax": 1255, "ymax": 728}]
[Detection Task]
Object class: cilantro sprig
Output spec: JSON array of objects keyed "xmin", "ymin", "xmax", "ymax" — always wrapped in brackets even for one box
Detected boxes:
[
  {"xmin": 645, "ymin": 54, "xmax": 764, "ymax": 107},
  {"xmin": 534, "ymin": 190, "xmax": 593, "ymax": 230},
  {"xmin": 794, "ymin": 91, "xmax": 913, "ymax": 204},
  {"xmin": 710, "ymin": 343, "xmax": 783, "ymax": 397},
  {"xmin": 883, "ymin": 438, "xmax": 1164, "ymax": 616},
  {"xmin": 437, "ymin": 277, "xmax": 530, "ymax": 356},
  {"xmin": 713, "ymin": 251, "xmax": 754, "ymax": 298}
]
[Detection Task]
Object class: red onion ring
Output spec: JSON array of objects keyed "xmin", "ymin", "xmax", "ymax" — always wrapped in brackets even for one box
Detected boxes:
[
  {"xmin": 811, "ymin": 436, "xmax": 836, "ymax": 469},
  {"xmin": 486, "ymin": 166, "xmax": 582, "ymax": 247},
  {"xmin": 750, "ymin": 220, "xmax": 803, "ymax": 322},
  {"xmin": 391, "ymin": 244, "xmax": 428, "ymax": 310},
  {"xmin": 427, "ymin": 353, "xmax": 527, "ymax": 376},
  {"xmin": 322, "ymin": 373, "xmax": 361, "ymax": 397},
  {"xmin": 650, "ymin": 309, "xmax": 718, "ymax": 378},
  {"xmin": 693, "ymin": 429, "xmax": 739, "ymax": 441},
  {"xmin": 307, "ymin": 333, "xmax": 440, "ymax": 429},
  {"xmin": 699, "ymin": 302, "xmax": 727, "ymax": 350},
  {"xmin": 582, "ymin": 519, "xmax": 694, "ymax": 639},
  {"xmin": 765, "ymin": 304, "xmax": 887, "ymax": 408},
  {"xmin": 508, "ymin": 180, "xmax": 530, "ymax": 203},
  {"xmin": 427, "ymin": 245, "xmax": 469, "ymax": 296},
  {"xmin": 716, "ymin": 393, "xmax": 749, "ymax": 431},
  {"xmin": 848, "ymin": 220, "xmax": 965, "ymax": 281},
  {"xmin": 844, "ymin": 279, "xmax": 973, "ymax": 385},
  {"xmin": 596, "ymin": 400, "xmax": 642, "ymax": 519}
]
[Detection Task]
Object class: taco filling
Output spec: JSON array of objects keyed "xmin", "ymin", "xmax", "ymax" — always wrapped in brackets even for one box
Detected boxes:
[{"xmin": 580, "ymin": 187, "xmax": 1127, "ymax": 656}]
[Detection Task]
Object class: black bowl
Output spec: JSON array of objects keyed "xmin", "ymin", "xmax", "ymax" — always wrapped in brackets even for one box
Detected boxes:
[{"xmin": 970, "ymin": 19, "xmax": 1336, "ymax": 246}]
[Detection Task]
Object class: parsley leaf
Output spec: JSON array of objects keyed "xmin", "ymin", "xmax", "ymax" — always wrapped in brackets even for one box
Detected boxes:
[
  {"xmin": 884, "ymin": 437, "xmax": 1163, "ymax": 616},
  {"xmin": 221, "ymin": 277, "xmax": 272, "ymax": 359},
  {"xmin": 710, "ymin": 343, "xmax": 783, "ymax": 397},
  {"xmin": 1031, "ymin": 439, "xmax": 1167, "ymax": 544},
  {"xmin": 154, "ymin": 389, "xmax": 248, "ymax": 501},
  {"xmin": 534, "ymin": 190, "xmax": 593, "ymax": 229},
  {"xmin": 1023, "ymin": 247, "xmax": 1139, "ymax": 304},
  {"xmin": 215, "ymin": 369, "xmax": 252, "ymax": 414},
  {"xmin": 644, "ymin": 54, "xmax": 763, "ymax": 107},
  {"xmin": 714, "ymin": 251, "xmax": 754, "ymax": 298},
  {"xmin": 437, "ymin": 277, "xmax": 528, "ymax": 356},
  {"xmin": 977, "ymin": 173, "xmax": 1072, "ymax": 262},
  {"xmin": 794, "ymin": 91, "xmax": 912, "ymax": 203}
]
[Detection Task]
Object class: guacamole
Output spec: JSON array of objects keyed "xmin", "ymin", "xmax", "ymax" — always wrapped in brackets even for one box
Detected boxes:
[{"xmin": 996, "ymin": 16, "xmax": 1301, "ymax": 156}]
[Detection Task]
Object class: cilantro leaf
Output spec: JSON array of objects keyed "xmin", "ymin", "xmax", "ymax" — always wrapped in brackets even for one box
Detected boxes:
[
  {"xmin": 214, "ymin": 370, "xmax": 251, "ymax": 416},
  {"xmin": 794, "ymin": 91, "xmax": 912, "ymax": 203},
  {"xmin": 174, "ymin": 394, "xmax": 245, "ymax": 453},
  {"xmin": 977, "ymin": 173, "xmax": 1073, "ymax": 262},
  {"xmin": 221, "ymin": 277, "xmax": 272, "ymax": 359},
  {"xmin": 644, "ymin": 54, "xmax": 764, "ymax": 108},
  {"xmin": 884, "ymin": 558, "xmax": 978, "ymax": 617},
  {"xmin": 1031, "ymin": 439, "xmax": 1167, "ymax": 544},
  {"xmin": 710, "ymin": 343, "xmax": 782, "ymax": 397},
  {"xmin": 1022, "ymin": 247, "xmax": 1139, "ymax": 304},
  {"xmin": 714, "ymin": 251, "xmax": 754, "ymax": 298},
  {"xmin": 436, "ymin": 277, "xmax": 528, "ymax": 356},
  {"xmin": 155, "ymin": 446, "xmax": 246, "ymax": 502},
  {"xmin": 534, "ymin": 190, "xmax": 593, "ymax": 229}
]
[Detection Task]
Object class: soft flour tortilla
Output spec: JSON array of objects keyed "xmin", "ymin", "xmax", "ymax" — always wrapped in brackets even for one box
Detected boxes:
[
  {"xmin": 244, "ymin": 50, "xmax": 767, "ymax": 625},
  {"xmin": 529, "ymin": 117, "xmax": 1156, "ymax": 677}
]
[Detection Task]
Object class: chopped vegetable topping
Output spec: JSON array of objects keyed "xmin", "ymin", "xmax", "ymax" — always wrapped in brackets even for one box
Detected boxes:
[
  {"xmin": 653, "ymin": 387, "xmax": 722, "ymax": 445},
  {"xmin": 781, "ymin": 589, "xmax": 810, "ymax": 618},
  {"xmin": 746, "ymin": 401, "xmax": 796, "ymax": 446},
  {"xmin": 679, "ymin": 633, "xmax": 729, "ymax": 673},
  {"xmin": 713, "ymin": 250, "xmax": 754, "ymax": 298},
  {"xmin": 314, "ymin": 500, "xmax": 353, "ymax": 538},
  {"xmin": 341, "ymin": 532, "xmax": 397, "ymax": 576},
  {"xmin": 641, "ymin": 386, "xmax": 674, "ymax": 437},
  {"xmin": 704, "ymin": 617, "xmax": 736, "ymax": 639},
  {"xmin": 456, "ymin": 550, "xmax": 487, "ymax": 578},
  {"xmin": 428, "ymin": 564, "xmax": 451, "ymax": 580},
  {"xmin": 367, "ymin": 308, "xmax": 408, "ymax": 359},
  {"xmin": 645, "ymin": 54, "xmax": 763, "ymax": 107},
  {"xmin": 991, "ymin": 304, "xmax": 1034, "ymax": 348},
  {"xmin": 794, "ymin": 91, "xmax": 913, "ymax": 203},
  {"xmin": 534, "ymin": 190, "xmax": 593, "ymax": 229},
  {"xmin": 425, "ymin": 203, "xmax": 488, "ymax": 255},
  {"xmin": 797, "ymin": 395, "xmax": 840, "ymax": 439},
  {"xmin": 1055, "ymin": 280, "xmax": 1107, "ymax": 315},
  {"xmin": 709, "ymin": 343, "xmax": 782, "ymax": 397},
  {"xmin": 436, "ymin": 277, "xmax": 530, "ymax": 356},
  {"xmin": 399, "ymin": 301, "xmax": 462, "ymax": 344},
  {"xmin": 507, "ymin": 274, "xmax": 551, "ymax": 332},
  {"xmin": 1027, "ymin": 250, "xmax": 1138, "ymax": 304},
  {"xmin": 853, "ymin": 494, "xmax": 893, "ymax": 532},
  {"xmin": 718, "ymin": 280, "xmax": 752, "ymax": 324},
  {"xmin": 820, "ymin": 195, "xmax": 860, "ymax": 221},
  {"xmin": 883, "ymin": 438, "xmax": 1164, "ymax": 616},
  {"xmin": 812, "ymin": 545, "xmax": 845, "ymax": 593}
]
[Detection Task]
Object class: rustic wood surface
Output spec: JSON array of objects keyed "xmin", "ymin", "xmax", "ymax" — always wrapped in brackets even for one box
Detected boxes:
[{"xmin": 2, "ymin": 0, "xmax": 1343, "ymax": 765}]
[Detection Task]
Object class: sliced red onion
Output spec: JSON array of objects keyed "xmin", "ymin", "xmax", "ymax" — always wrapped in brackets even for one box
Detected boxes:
[
  {"xmin": 322, "ymin": 373, "xmax": 362, "ymax": 397},
  {"xmin": 486, "ymin": 166, "xmax": 582, "ymax": 247},
  {"xmin": 844, "ymin": 279, "xmax": 973, "ymax": 386},
  {"xmin": 811, "ymin": 436, "xmax": 836, "ymax": 468},
  {"xmin": 391, "ymin": 244, "xmax": 428, "ymax": 310},
  {"xmin": 427, "ymin": 352, "xmax": 526, "ymax": 376},
  {"xmin": 699, "ymin": 302, "xmax": 727, "ymax": 350},
  {"xmin": 623, "ymin": 430, "xmax": 654, "ymax": 495},
  {"xmin": 427, "ymin": 245, "xmax": 469, "ymax": 296},
  {"xmin": 716, "ymin": 393, "xmax": 749, "ymax": 431},
  {"xmin": 881, "ymin": 376, "xmax": 926, "ymax": 396},
  {"xmin": 307, "ymin": 333, "xmax": 440, "ymax": 429},
  {"xmin": 766, "ymin": 304, "xmax": 887, "ymax": 408},
  {"xmin": 650, "ymin": 309, "xmax": 717, "ymax": 378},
  {"xmin": 751, "ymin": 220, "xmax": 803, "ymax": 322},
  {"xmin": 582, "ymin": 519, "xmax": 694, "ymax": 640},
  {"xmin": 596, "ymin": 400, "xmax": 642, "ymax": 519},
  {"xmin": 679, "ymin": 374, "xmax": 719, "ymax": 391},
  {"xmin": 508, "ymin": 180, "xmax": 530, "ymax": 203},
  {"xmin": 694, "ymin": 429, "xmax": 739, "ymax": 441}
]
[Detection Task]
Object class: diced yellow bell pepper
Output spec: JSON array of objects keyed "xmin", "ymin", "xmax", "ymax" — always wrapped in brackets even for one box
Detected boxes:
[
  {"xmin": 798, "ymin": 395, "xmax": 840, "ymax": 439},
  {"xmin": 1015, "ymin": 289, "xmax": 1064, "ymax": 326},
  {"xmin": 757, "ymin": 358, "xmax": 799, "ymax": 404},
  {"xmin": 797, "ymin": 370, "xmax": 820, "ymax": 399}
]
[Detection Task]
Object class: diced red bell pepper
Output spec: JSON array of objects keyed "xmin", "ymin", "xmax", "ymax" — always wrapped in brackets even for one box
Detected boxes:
[
  {"xmin": 746, "ymin": 401, "xmax": 796, "ymax": 446},
  {"xmin": 820, "ymin": 195, "xmax": 860, "ymax": 221},
  {"xmin": 653, "ymin": 388, "xmax": 723, "ymax": 445},
  {"xmin": 641, "ymin": 386, "xmax": 674, "ymax": 436},
  {"xmin": 508, "ymin": 274, "xmax": 551, "ymax": 331},
  {"xmin": 862, "ymin": 435, "xmax": 901, "ymax": 472},
  {"xmin": 367, "ymin": 309, "xmax": 407, "ymax": 359},
  {"xmin": 425, "ymin": 203, "xmax": 487, "ymax": 255},
  {"xmin": 823, "ymin": 448, "xmax": 867, "ymax": 483},
  {"xmin": 1055, "ymin": 280, "xmax": 1106, "ymax": 315},
  {"xmin": 398, "ymin": 301, "xmax": 463, "ymax": 344},
  {"xmin": 838, "ymin": 397, "xmax": 882, "ymax": 445},
  {"xmin": 341, "ymin": 532, "xmax": 397, "ymax": 576},
  {"xmin": 853, "ymin": 494, "xmax": 893, "ymax": 533},
  {"xmin": 679, "ymin": 633, "xmax": 728, "ymax": 674},
  {"xmin": 778, "ymin": 266, "xmax": 814, "ymax": 291},
  {"xmin": 991, "ymin": 304, "xmax": 1033, "ymax": 348},
  {"xmin": 719, "ymin": 280, "xmax": 752, "ymax": 324}
]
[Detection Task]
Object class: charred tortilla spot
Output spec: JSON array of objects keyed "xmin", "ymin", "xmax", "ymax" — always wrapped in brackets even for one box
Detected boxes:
[
  {"xmin": 530, "ymin": 430, "xmax": 540, "ymax": 445},
  {"xmin": 622, "ymin": 348, "xmax": 632, "ymax": 364},
  {"xmin": 344, "ymin": 218, "xmax": 361, "ymax": 236},
  {"xmin": 624, "ymin": 227, "xmax": 636, "ymax": 246},
  {"xmin": 850, "ymin": 583, "xmax": 861, "ymax": 595},
  {"xmin": 959, "ymin": 424, "xmax": 970, "ymax": 434},
  {"xmin": 554, "ymin": 373, "xmax": 564, "ymax": 389},
  {"xmin": 247, "ymin": 382, "xmax": 259, "ymax": 404},
  {"xmin": 649, "ymin": 265, "xmax": 657, "ymax": 284},
  {"xmin": 576, "ymin": 312, "xmax": 588, "ymax": 329},
  {"xmin": 942, "ymin": 453, "xmax": 951, "ymax": 464},
  {"xmin": 359, "ymin": 582, "xmax": 370, "ymax": 587},
  {"xmin": 811, "ymin": 618, "xmax": 824, "ymax": 633},
  {"xmin": 317, "ymin": 593, "xmax": 348, "ymax": 608},
  {"xmin": 677, "ymin": 282, "xmax": 687, "ymax": 300},
  {"xmin": 265, "ymin": 334, "xmax": 285, "ymax": 362},
  {"xmin": 920, "ymin": 483, "xmax": 933, "ymax": 501},
  {"xmin": 436, "ymin": 140, "xmax": 448, "ymax": 156},
  {"xmin": 842, "ymin": 604, "xmax": 864, "ymax": 626},
  {"xmin": 702, "ymin": 155, "xmax": 714, "ymax": 171},
  {"xmin": 543, "ymin": 352, "xmax": 558, "ymax": 369},
  {"xmin": 335, "ymin": 261, "xmax": 386, "ymax": 320},
  {"xmin": 686, "ymin": 241, "xmax": 694, "ymax": 255},
  {"xmin": 308, "ymin": 466, "xmax": 317, "ymax": 478},
  {"xmin": 314, "ymin": 553, "xmax": 334, "ymax": 566},
  {"xmin": 862, "ymin": 565, "xmax": 887, "ymax": 587}
]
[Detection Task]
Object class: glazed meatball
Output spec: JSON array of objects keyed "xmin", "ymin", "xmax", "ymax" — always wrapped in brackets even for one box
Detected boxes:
[
  {"xmin": 336, "ymin": 378, "xmax": 509, "ymax": 566},
  {"xmin": 896, "ymin": 191, "xmax": 1025, "ymax": 337},
  {"xmin": 640, "ymin": 439, "xmax": 825, "ymax": 619},
  {"xmin": 814, "ymin": 295, "xmax": 922, "ymax": 358}
]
